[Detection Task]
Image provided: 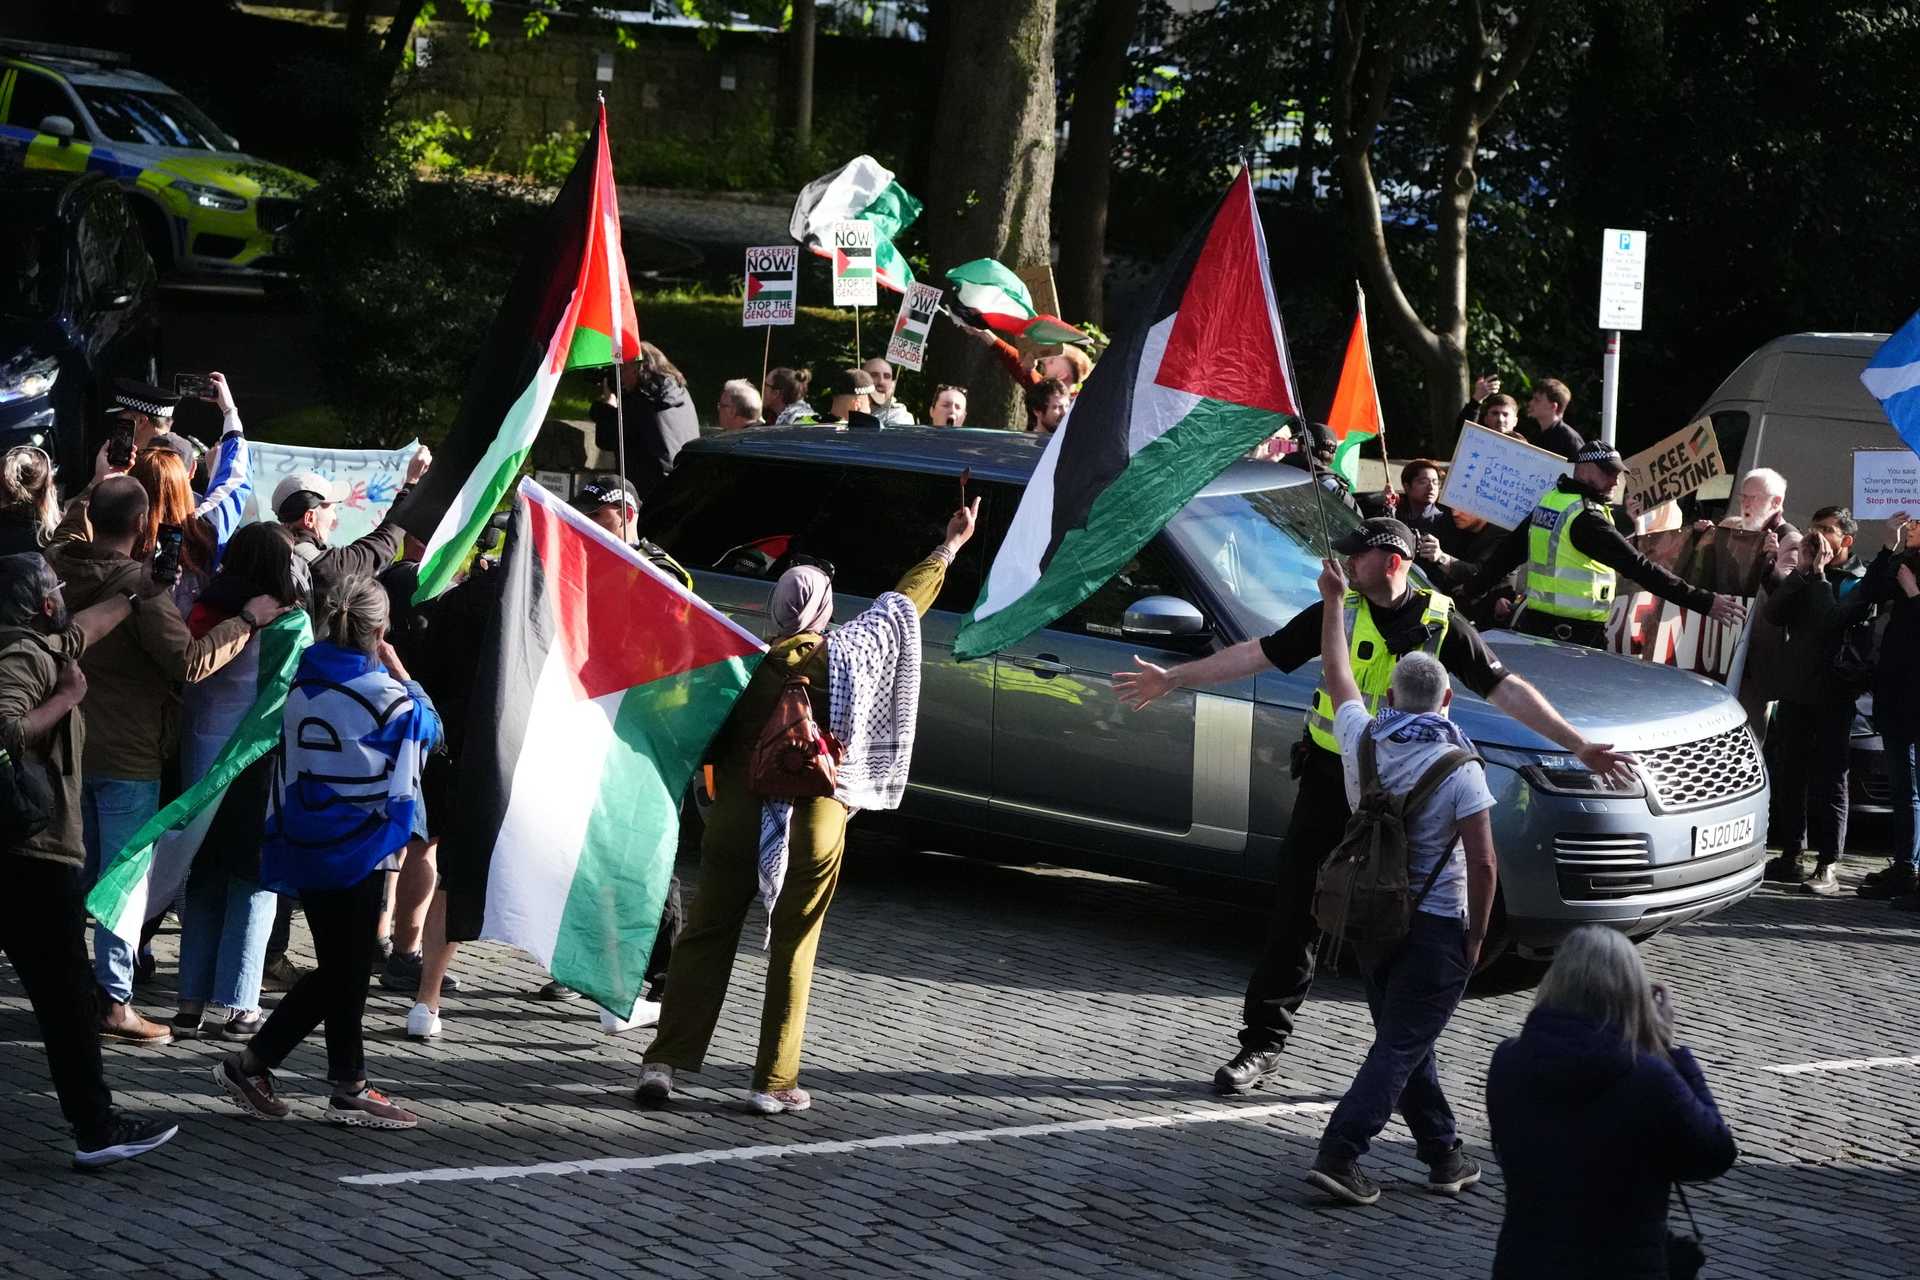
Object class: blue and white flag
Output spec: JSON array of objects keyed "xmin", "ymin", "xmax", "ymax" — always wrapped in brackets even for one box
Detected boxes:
[{"xmin": 1861, "ymin": 310, "xmax": 1920, "ymax": 456}]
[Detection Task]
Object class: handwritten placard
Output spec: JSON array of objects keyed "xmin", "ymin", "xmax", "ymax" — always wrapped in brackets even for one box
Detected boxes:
[
  {"xmin": 1438, "ymin": 424, "xmax": 1572, "ymax": 530},
  {"xmin": 1851, "ymin": 449, "xmax": 1920, "ymax": 519},
  {"xmin": 239, "ymin": 440, "xmax": 418, "ymax": 546},
  {"xmin": 1621, "ymin": 418, "xmax": 1723, "ymax": 518}
]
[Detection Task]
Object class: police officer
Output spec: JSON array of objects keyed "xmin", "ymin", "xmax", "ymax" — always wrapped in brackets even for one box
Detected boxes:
[
  {"xmin": 1113, "ymin": 517, "xmax": 1634, "ymax": 1094},
  {"xmin": 1466, "ymin": 439, "xmax": 1746, "ymax": 648}
]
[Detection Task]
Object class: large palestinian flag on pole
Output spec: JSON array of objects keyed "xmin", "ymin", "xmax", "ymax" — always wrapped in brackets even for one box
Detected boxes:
[
  {"xmin": 87, "ymin": 612, "xmax": 313, "ymax": 950},
  {"xmin": 790, "ymin": 155, "xmax": 922, "ymax": 294},
  {"xmin": 953, "ymin": 168, "xmax": 1300, "ymax": 660},
  {"xmin": 443, "ymin": 480, "xmax": 763, "ymax": 1018},
  {"xmin": 402, "ymin": 101, "xmax": 640, "ymax": 603},
  {"xmin": 945, "ymin": 258, "xmax": 1090, "ymax": 347}
]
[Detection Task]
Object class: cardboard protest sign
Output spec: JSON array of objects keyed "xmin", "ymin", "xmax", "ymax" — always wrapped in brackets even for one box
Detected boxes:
[
  {"xmin": 1851, "ymin": 448, "xmax": 1920, "ymax": 519},
  {"xmin": 742, "ymin": 245, "xmax": 798, "ymax": 327},
  {"xmin": 240, "ymin": 440, "xmax": 418, "ymax": 547},
  {"xmin": 1603, "ymin": 525, "xmax": 1770, "ymax": 683},
  {"xmin": 1621, "ymin": 418, "xmax": 1723, "ymax": 518},
  {"xmin": 885, "ymin": 283, "xmax": 943, "ymax": 372},
  {"xmin": 1439, "ymin": 425, "xmax": 1572, "ymax": 529},
  {"xmin": 830, "ymin": 219, "xmax": 877, "ymax": 307}
]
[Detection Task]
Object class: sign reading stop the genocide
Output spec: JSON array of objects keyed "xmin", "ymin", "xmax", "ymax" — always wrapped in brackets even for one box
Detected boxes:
[
  {"xmin": 885, "ymin": 283, "xmax": 943, "ymax": 372},
  {"xmin": 1621, "ymin": 417, "xmax": 1724, "ymax": 518},
  {"xmin": 830, "ymin": 219, "xmax": 877, "ymax": 307},
  {"xmin": 742, "ymin": 245, "xmax": 798, "ymax": 327},
  {"xmin": 1599, "ymin": 228, "xmax": 1648, "ymax": 331},
  {"xmin": 1852, "ymin": 448, "xmax": 1920, "ymax": 519}
]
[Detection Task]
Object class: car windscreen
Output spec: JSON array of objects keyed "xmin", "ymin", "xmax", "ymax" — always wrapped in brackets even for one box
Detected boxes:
[
  {"xmin": 77, "ymin": 87, "xmax": 236, "ymax": 151},
  {"xmin": 1165, "ymin": 480, "xmax": 1435, "ymax": 634}
]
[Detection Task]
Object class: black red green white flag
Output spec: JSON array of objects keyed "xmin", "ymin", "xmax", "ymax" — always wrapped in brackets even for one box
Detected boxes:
[
  {"xmin": 953, "ymin": 168, "xmax": 1301, "ymax": 660},
  {"xmin": 402, "ymin": 102, "xmax": 640, "ymax": 602}
]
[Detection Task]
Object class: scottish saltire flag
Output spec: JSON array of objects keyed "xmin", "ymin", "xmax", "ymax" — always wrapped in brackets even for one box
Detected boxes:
[{"xmin": 1861, "ymin": 309, "xmax": 1920, "ymax": 455}]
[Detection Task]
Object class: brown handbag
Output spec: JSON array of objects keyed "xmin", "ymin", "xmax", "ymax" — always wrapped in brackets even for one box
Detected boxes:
[{"xmin": 748, "ymin": 674, "xmax": 843, "ymax": 799}]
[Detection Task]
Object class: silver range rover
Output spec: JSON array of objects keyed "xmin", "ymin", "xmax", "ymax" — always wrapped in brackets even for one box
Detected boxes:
[{"xmin": 640, "ymin": 427, "xmax": 1770, "ymax": 961}]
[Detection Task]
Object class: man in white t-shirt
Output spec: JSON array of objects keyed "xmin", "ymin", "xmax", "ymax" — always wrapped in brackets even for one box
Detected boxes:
[{"xmin": 1304, "ymin": 557, "xmax": 1500, "ymax": 1209}]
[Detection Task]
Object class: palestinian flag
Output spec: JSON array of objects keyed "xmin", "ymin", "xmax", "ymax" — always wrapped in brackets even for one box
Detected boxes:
[
  {"xmin": 1326, "ymin": 286, "xmax": 1386, "ymax": 488},
  {"xmin": 790, "ymin": 155, "xmax": 921, "ymax": 293},
  {"xmin": 402, "ymin": 102, "xmax": 640, "ymax": 603},
  {"xmin": 954, "ymin": 168, "xmax": 1300, "ymax": 661},
  {"xmin": 86, "ymin": 612, "xmax": 313, "ymax": 950},
  {"xmin": 945, "ymin": 258, "xmax": 1089, "ymax": 346},
  {"xmin": 444, "ymin": 479, "xmax": 764, "ymax": 1018},
  {"xmin": 835, "ymin": 235, "xmax": 874, "ymax": 281}
]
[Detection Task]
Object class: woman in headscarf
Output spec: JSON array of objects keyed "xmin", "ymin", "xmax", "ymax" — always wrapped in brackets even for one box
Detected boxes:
[{"xmin": 637, "ymin": 497, "xmax": 980, "ymax": 1116}]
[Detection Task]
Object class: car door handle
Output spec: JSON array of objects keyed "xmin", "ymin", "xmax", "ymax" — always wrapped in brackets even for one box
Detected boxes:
[{"xmin": 1011, "ymin": 654, "xmax": 1071, "ymax": 677}]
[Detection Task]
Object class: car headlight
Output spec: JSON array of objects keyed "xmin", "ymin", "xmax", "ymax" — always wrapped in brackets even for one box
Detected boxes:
[
  {"xmin": 170, "ymin": 178, "xmax": 249, "ymax": 212},
  {"xmin": 1481, "ymin": 744, "xmax": 1647, "ymax": 799},
  {"xmin": 0, "ymin": 355, "xmax": 59, "ymax": 405}
]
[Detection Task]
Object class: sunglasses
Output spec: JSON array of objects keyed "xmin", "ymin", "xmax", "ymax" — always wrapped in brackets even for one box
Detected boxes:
[{"xmin": 934, "ymin": 384, "xmax": 969, "ymax": 396}]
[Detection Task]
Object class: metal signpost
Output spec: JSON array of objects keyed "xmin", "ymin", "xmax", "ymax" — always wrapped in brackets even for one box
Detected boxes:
[{"xmin": 1598, "ymin": 227, "xmax": 1648, "ymax": 446}]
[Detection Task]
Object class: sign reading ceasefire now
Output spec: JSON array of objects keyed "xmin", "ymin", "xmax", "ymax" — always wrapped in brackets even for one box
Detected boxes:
[{"xmin": 1621, "ymin": 418, "xmax": 1724, "ymax": 518}]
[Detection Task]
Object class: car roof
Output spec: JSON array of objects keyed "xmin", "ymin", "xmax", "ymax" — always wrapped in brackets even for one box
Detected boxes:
[
  {"xmin": 3, "ymin": 55, "xmax": 174, "ymax": 94},
  {"xmin": 677, "ymin": 425, "xmax": 1311, "ymax": 496}
]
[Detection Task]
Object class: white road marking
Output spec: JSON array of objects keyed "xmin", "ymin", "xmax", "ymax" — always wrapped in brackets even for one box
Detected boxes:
[
  {"xmin": 340, "ymin": 1098, "xmax": 1339, "ymax": 1186},
  {"xmin": 1762, "ymin": 1054, "xmax": 1920, "ymax": 1077}
]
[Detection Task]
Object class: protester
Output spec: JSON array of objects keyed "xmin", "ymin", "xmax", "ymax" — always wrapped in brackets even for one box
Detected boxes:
[
  {"xmin": 1024, "ymin": 377, "xmax": 1070, "ymax": 435},
  {"xmin": 1480, "ymin": 392, "xmax": 1521, "ymax": 437},
  {"xmin": 762, "ymin": 367, "xmax": 815, "ymax": 425},
  {"xmin": 816, "ymin": 368, "xmax": 875, "ymax": 424},
  {"xmin": 589, "ymin": 342, "xmax": 698, "ymax": 503},
  {"xmin": 0, "ymin": 553, "xmax": 179, "ymax": 1167},
  {"xmin": 1454, "ymin": 373, "xmax": 1503, "ymax": 429},
  {"xmin": 637, "ymin": 497, "xmax": 980, "ymax": 1115},
  {"xmin": 1764, "ymin": 506, "xmax": 1875, "ymax": 893},
  {"xmin": 275, "ymin": 446, "xmax": 429, "ymax": 609},
  {"xmin": 1280, "ymin": 421, "xmax": 1360, "ymax": 514},
  {"xmin": 0, "ymin": 444, "xmax": 59, "ymax": 553},
  {"xmin": 1114, "ymin": 517, "xmax": 1633, "ymax": 1094},
  {"xmin": 959, "ymin": 321, "xmax": 1094, "ymax": 396},
  {"xmin": 1423, "ymin": 507, "xmax": 1518, "ymax": 627},
  {"xmin": 1524, "ymin": 378, "xmax": 1583, "ymax": 459},
  {"xmin": 928, "ymin": 384, "xmax": 968, "ymax": 428},
  {"xmin": 171, "ymin": 523, "xmax": 307, "ymax": 1042},
  {"xmin": 861, "ymin": 358, "xmax": 915, "ymax": 426},
  {"xmin": 1301, "ymin": 559, "xmax": 1497, "ymax": 1207},
  {"xmin": 44, "ymin": 477, "xmax": 270, "ymax": 1044},
  {"xmin": 714, "ymin": 379, "xmax": 765, "ymax": 431},
  {"xmin": 218, "ymin": 574, "xmax": 441, "ymax": 1128},
  {"xmin": 1486, "ymin": 925, "xmax": 1736, "ymax": 1278},
  {"xmin": 1850, "ymin": 513, "xmax": 1920, "ymax": 905},
  {"xmin": 1394, "ymin": 459, "xmax": 1451, "ymax": 564},
  {"xmin": 1465, "ymin": 440, "xmax": 1744, "ymax": 649}
]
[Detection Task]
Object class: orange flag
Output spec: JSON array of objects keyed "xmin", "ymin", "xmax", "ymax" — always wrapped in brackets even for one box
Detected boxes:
[{"xmin": 1326, "ymin": 288, "xmax": 1385, "ymax": 486}]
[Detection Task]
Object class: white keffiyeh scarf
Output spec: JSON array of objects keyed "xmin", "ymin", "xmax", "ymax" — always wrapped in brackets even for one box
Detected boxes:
[{"xmin": 756, "ymin": 591, "xmax": 923, "ymax": 944}]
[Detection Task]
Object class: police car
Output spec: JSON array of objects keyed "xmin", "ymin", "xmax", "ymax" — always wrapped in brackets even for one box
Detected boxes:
[{"xmin": 0, "ymin": 42, "xmax": 315, "ymax": 287}]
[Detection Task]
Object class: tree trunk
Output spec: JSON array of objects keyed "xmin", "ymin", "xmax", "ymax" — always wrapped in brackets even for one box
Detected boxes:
[
  {"xmin": 924, "ymin": 0, "xmax": 1059, "ymax": 430},
  {"xmin": 789, "ymin": 0, "xmax": 817, "ymax": 155},
  {"xmin": 1054, "ymin": 0, "xmax": 1140, "ymax": 329}
]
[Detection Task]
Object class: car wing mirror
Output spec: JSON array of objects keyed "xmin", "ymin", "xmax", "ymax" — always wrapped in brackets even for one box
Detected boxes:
[
  {"xmin": 1121, "ymin": 595, "xmax": 1208, "ymax": 643},
  {"xmin": 38, "ymin": 116, "xmax": 76, "ymax": 145}
]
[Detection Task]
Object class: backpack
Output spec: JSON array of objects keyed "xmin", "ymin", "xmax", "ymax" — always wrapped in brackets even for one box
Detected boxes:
[
  {"xmin": 748, "ymin": 673, "xmax": 844, "ymax": 799},
  {"xmin": 1313, "ymin": 733, "xmax": 1479, "ymax": 957}
]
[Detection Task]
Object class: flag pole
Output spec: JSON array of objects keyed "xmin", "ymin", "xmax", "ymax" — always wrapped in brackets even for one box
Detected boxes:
[
  {"xmin": 760, "ymin": 326, "xmax": 772, "ymax": 406},
  {"xmin": 597, "ymin": 91, "xmax": 630, "ymax": 497},
  {"xmin": 1357, "ymin": 281, "xmax": 1393, "ymax": 504},
  {"xmin": 854, "ymin": 305, "xmax": 862, "ymax": 363}
]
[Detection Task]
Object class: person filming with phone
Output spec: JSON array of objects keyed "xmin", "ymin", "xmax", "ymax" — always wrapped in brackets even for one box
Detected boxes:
[{"xmin": 44, "ymin": 476, "xmax": 289, "ymax": 1046}]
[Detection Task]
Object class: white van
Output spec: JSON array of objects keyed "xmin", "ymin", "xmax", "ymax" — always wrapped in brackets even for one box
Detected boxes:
[{"xmin": 1693, "ymin": 332, "xmax": 1901, "ymax": 528}]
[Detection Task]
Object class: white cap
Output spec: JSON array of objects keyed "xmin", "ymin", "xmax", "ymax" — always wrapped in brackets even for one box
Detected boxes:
[{"xmin": 271, "ymin": 470, "xmax": 347, "ymax": 515}]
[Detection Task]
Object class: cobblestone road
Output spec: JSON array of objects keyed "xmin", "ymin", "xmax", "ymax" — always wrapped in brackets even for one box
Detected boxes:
[{"xmin": 3, "ymin": 833, "xmax": 1916, "ymax": 1279}]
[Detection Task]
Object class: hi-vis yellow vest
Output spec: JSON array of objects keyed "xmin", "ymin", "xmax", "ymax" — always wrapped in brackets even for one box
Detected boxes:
[
  {"xmin": 1525, "ymin": 487, "xmax": 1617, "ymax": 622},
  {"xmin": 1307, "ymin": 590, "xmax": 1453, "ymax": 752}
]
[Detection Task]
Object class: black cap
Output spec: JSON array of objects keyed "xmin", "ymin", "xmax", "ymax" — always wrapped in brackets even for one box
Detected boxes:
[
  {"xmin": 1332, "ymin": 517, "xmax": 1416, "ymax": 560},
  {"xmin": 108, "ymin": 378, "xmax": 180, "ymax": 418},
  {"xmin": 147, "ymin": 431, "xmax": 199, "ymax": 471},
  {"xmin": 1573, "ymin": 439, "xmax": 1626, "ymax": 470},
  {"xmin": 570, "ymin": 474, "xmax": 640, "ymax": 513},
  {"xmin": 1300, "ymin": 421, "xmax": 1336, "ymax": 452},
  {"xmin": 831, "ymin": 367, "xmax": 874, "ymax": 398}
]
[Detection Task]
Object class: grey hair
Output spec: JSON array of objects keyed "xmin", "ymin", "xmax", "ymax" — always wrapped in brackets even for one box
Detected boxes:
[
  {"xmin": 1533, "ymin": 924, "xmax": 1671, "ymax": 1060},
  {"xmin": 318, "ymin": 573, "xmax": 390, "ymax": 656},
  {"xmin": 720, "ymin": 378, "xmax": 762, "ymax": 421},
  {"xmin": 1389, "ymin": 650, "xmax": 1449, "ymax": 713},
  {"xmin": 0, "ymin": 552, "xmax": 57, "ymax": 627},
  {"xmin": 1742, "ymin": 467, "xmax": 1786, "ymax": 500}
]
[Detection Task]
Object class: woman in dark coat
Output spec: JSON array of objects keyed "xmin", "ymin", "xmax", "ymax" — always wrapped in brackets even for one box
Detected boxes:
[
  {"xmin": 1486, "ymin": 924, "xmax": 1736, "ymax": 1279},
  {"xmin": 590, "ymin": 341, "xmax": 698, "ymax": 504}
]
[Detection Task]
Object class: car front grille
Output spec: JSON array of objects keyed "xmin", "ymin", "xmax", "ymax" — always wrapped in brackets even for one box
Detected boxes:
[
  {"xmin": 1637, "ymin": 725, "xmax": 1765, "ymax": 813},
  {"xmin": 256, "ymin": 197, "xmax": 301, "ymax": 234},
  {"xmin": 1555, "ymin": 832, "xmax": 1654, "ymax": 899}
]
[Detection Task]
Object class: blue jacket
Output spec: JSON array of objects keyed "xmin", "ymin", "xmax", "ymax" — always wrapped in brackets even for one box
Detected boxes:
[
  {"xmin": 261, "ymin": 642, "xmax": 442, "ymax": 893},
  {"xmin": 1487, "ymin": 1007, "xmax": 1737, "ymax": 1279}
]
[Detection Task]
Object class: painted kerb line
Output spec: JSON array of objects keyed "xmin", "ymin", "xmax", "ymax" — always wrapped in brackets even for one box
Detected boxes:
[
  {"xmin": 1762, "ymin": 1054, "xmax": 1920, "ymax": 1077},
  {"xmin": 340, "ymin": 1098, "xmax": 1339, "ymax": 1186}
]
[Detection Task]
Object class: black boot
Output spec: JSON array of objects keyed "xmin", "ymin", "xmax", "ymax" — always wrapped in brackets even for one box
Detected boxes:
[
  {"xmin": 1214, "ymin": 1046, "xmax": 1284, "ymax": 1095},
  {"xmin": 1858, "ymin": 864, "xmax": 1915, "ymax": 899},
  {"xmin": 1764, "ymin": 852, "xmax": 1806, "ymax": 885}
]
